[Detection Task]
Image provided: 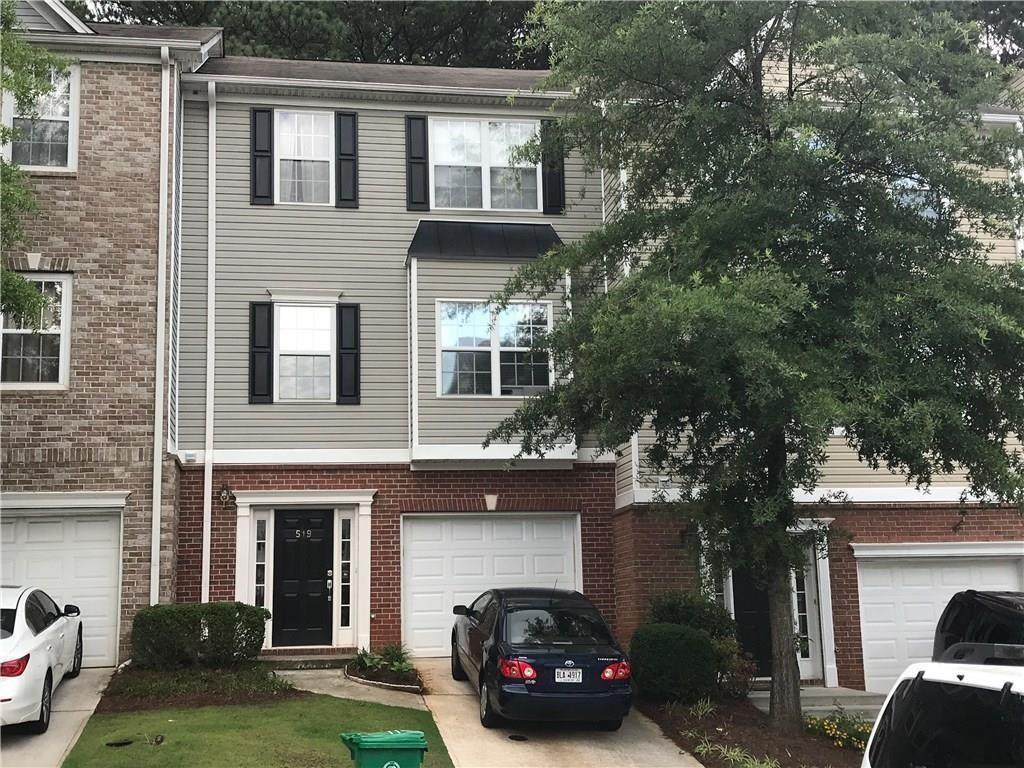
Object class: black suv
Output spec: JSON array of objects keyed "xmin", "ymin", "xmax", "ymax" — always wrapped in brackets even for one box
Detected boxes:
[{"xmin": 933, "ymin": 590, "xmax": 1024, "ymax": 664}]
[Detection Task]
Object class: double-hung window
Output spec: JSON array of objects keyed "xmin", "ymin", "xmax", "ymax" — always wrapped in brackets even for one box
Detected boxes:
[
  {"xmin": 275, "ymin": 111, "xmax": 333, "ymax": 204},
  {"xmin": 274, "ymin": 304, "xmax": 334, "ymax": 401},
  {"xmin": 430, "ymin": 118, "xmax": 541, "ymax": 211},
  {"xmin": 8, "ymin": 68, "xmax": 79, "ymax": 172},
  {"xmin": 438, "ymin": 300, "xmax": 551, "ymax": 397},
  {"xmin": 1, "ymin": 274, "xmax": 72, "ymax": 388}
]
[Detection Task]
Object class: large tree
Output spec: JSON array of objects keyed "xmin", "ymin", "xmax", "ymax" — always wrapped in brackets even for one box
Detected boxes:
[
  {"xmin": 490, "ymin": 2, "xmax": 1024, "ymax": 730},
  {"xmin": 1, "ymin": 0, "xmax": 63, "ymax": 323},
  {"xmin": 80, "ymin": 1, "xmax": 547, "ymax": 68}
]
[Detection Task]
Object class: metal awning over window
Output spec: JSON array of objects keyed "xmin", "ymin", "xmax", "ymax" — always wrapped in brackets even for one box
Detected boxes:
[{"xmin": 407, "ymin": 220, "xmax": 561, "ymax": 261}]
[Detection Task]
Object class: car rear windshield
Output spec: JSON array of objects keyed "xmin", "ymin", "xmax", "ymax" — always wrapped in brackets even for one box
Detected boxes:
[
  {"xmin": 868, "ymin": 675, "xmax": 1024, "ymax": 767},
  {"xmin": 505, "ymin": 603, "xmax": 613, "ymax": 646},
  {"xmin": 0, "ymin": 609, "xmax": 14, "ymax": 639}
]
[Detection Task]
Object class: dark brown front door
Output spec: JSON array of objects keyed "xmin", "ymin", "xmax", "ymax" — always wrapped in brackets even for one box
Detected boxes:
[
  {"xmin": 732, "ymin": 567, "xmax": 772, "ymax": 676},
  {"xmin": 273, "ymin": 510, "xmax": 333, "ymax": 647}
]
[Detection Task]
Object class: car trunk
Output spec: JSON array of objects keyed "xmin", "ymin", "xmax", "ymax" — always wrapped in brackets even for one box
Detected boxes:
[{"xmin": 504, "ymin": 643, "xmax": 622, "ymax": 694}]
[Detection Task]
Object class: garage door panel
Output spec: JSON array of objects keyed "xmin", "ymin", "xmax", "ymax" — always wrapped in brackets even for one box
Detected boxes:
[
  {"xmin": 860, "ymin": 556, "xmax": 1022, "ymax": 693},
  {"xmin": 4, "ymin": 512, "xmax": 120, "ymax": 667},
  {"xmin": 403, "ymin": 515, "xmax": 579, "ymax": 656}
]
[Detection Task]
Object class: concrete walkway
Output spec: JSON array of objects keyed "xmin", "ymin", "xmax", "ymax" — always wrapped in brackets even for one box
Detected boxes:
[
  {"xmin": 418, "ymin": 657, "xmax": 702, "ymax": 768},
  {"xmin": 0, "ymin": 668, "xmax": 112, "ymax": 768},
  {"xmin": 749, "ymin": 686, "xmax": 886, "ymax": 719},
  {"xmin": 277, "ymin": 669, "xmax": 428, "ymax": 711}
]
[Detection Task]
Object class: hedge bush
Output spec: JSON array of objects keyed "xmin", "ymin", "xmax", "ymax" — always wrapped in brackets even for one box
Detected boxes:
[
  {"xmin": 131, "ymin": 602, "xmax": 270, "ymax": 670},
  {"xmin": 648, "ymin": 591, "xmax": 737, "ymax": 640},
  {"xmin": 630, "ymin": 622, "xmax": 716, "ymax": 703}
]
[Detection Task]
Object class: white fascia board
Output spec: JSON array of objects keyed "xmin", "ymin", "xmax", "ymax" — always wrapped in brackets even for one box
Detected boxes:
[
  {"xmin": 410, "ymin": 443, "xmax": 577, "ymax": 462},
  {"xmin": 25, "ymin": 31, "xmax": 208, "ymax": 54},
  {"xmin": 180, "ymin": 72, "xmax": 570, "ymax": 101},
  {"xmin": 629, "ymin": 485, "xmax": 978, "ymax": 505},
  {"xmin": 577, "ymin": 447, "xmax": 616, "ymax": 463},
  {"xmin": 852, "ymin": 541, "xmax": 1024, "ymax": 559},
  {"xmin": 209, "ymin": 449, "xmax": 410, "ymax": 465},
  {"xmin": 1, "ymin": 490, "xmax": 130, "ymax": 510}
]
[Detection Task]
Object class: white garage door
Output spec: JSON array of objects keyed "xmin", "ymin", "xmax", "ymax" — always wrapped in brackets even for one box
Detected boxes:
[
  {"xmin": 1, "ymin": 513, "xmax": 121, "ymax": 667},
  {"xmin": 859, "ymin": 557, "xmax": 1023, "ymax": 693},
  {"xmin": 402, "ymin": 515, "xmax": 579, "ymax": 656}
]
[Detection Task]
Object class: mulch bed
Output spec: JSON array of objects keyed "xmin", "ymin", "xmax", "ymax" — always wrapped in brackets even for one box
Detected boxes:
[
  {"xmin": 346, "ymin": 664, "xmax": 422, "ymax": 688},
  {"xmin": 639, "ymin": 698, "xmax": 862, "ymax": 768},
  {"xmin": 95, "ymin": 667, "xmax": 307, "ymax": 714}
]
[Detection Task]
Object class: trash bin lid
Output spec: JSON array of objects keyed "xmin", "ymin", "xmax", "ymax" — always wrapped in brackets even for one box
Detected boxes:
[{"xmin": 340, "ymin": 730, "xmax": 429, "ymax": 750}]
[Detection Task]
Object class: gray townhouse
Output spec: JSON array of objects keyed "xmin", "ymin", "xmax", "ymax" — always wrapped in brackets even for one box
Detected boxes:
[{"xmin": 3, "ymin": 0, "xmax": 1021, "ymax": 696}]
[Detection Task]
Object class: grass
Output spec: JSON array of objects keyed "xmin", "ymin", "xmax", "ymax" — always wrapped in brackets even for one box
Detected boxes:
[{"xmin": 65, "ymin": 694, "xmax": 453, "ymax": 768}]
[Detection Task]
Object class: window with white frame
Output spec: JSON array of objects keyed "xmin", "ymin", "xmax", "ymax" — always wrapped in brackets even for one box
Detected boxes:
[
  {"xmin": 254, "ymin": 518, "xmax": 268, "ymax": 608},
  {"xmin": 276, "ymin": 111, "xmax": 333, "ymax": 204},
  {"xmin": 1, "ymin": 274, "xmax": 71, "ymax": 387},
  {"xmin": 10, "ymin": 68, "xmax": 78, "ymax": 171},
  {"xmin": 275, "ymin": 304, "xmax": 334, "ymax": 401},
  {"xmin": 439, "ymin": 300, "xmax": 551, "ymax": 397},
  {"xmin": 430, "ymin": 118, "xmax": 541, "ymax": 211}
]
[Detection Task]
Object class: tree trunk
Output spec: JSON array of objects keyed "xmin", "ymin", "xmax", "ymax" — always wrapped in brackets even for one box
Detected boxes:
[{"xmin": 767, "ymin": 561, "xmax": 803, "ymax": 733}]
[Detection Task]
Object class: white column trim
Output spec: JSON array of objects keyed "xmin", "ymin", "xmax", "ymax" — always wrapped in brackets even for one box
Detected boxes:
[
  {"xmin": 200, "ymin": 81, "xmax": 217, "ymax": 603},
  {"xmin": 234, "ymin": 499, "xmax": 252, "ymax": 603},
  {"xmin": 356, "ymin": 498, "xmax": 373, "ymax": 650}
]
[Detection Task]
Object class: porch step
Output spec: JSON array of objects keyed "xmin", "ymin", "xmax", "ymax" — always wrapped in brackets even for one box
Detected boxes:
[
  {"xmin": 749, "ymin": 686, "xmax": 886, "ymax": 721},
  {"xmin": 259, "ymin": 653, "xmax": 355, "ymax": 671}
]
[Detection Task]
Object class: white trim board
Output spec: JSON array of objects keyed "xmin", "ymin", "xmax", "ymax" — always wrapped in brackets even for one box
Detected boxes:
[
  {"xmin": 410, "ymin": 443, "xmax": 577, "ymax": 462},
  {"xmin": 1, "ymin": 491, "xmax": 130, "ymax": 512},
  {"xmin": 622, "ymin": 485, "xmax": 981, "ymax": 507},
  {"xmin": 851, "ymin": 541, "xmax": 1024, "ymax": 559}
]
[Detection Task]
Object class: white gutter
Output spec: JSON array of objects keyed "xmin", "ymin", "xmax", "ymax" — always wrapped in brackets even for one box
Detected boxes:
[
  {"xmin": 149, "ymin": 45, "xmax": 170, "ymax": 605},
  {"xmin": 180, "ymin": 72, "xmax": 569, "ymax": 100},
  {"xmin": 200, "ymin": 81, "xmax": 217, "ymax": 602}
]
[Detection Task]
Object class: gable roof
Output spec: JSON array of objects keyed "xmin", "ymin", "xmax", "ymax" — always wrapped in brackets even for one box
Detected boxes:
[{"xmin": 87, "ymin": 22, "xmax": 222, "ymax": 45}]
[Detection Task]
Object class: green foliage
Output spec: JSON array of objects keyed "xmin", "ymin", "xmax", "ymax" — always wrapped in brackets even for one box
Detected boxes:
[
  {"xmin": 805, "ymin": 707, "xmax": 872, "ymax": 751},
  {"xmin": 130, "ymin": 602, "xmax": 270, "ymax": 670},
  {"xmin": 712, "ymin": 636, "xmax": 758, "ymax": 699},
  {"xmin": 690, "ymin": 737, "xmax": 781, "ymax": 768},
  {"xmin": 689, "ymin": 697, "xmax": 717, "ymax": 719},
  {"xmin": 103, "ymin": 665, "xmax": 292, "ymax": 701},
  {"xmin": 0, "ymin": 267, "xmax": 48, "ymax": 328},
  {"xmin": 352, "ymin": 643, "xmax": 414, "ymax": 676},
  {"xmin": 630, "ymin": 623, "xmax": 717, "ymax": 703},
  {"xmin": 649, "ymin": 591, "xmax": 737, "ymax": 640},
  {"xmin": 85, "ymin": 1, "xmax": 546, "ymax": 68}
]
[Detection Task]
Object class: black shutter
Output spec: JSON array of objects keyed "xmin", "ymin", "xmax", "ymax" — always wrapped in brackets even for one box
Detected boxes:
[
  {"xmin": 541, "ymin": 119, "xmax": 565, "ymax": 214},
  {"xmin": 336, "ymin": 111, "xmax": 358, "ymax": 208},
  {"xmin": 249, "ymin": 302, "xmax": 274, "ymax": 403},
  {"xmin": 251, "ymin": 108, "xmax": 274, "ymax": 205},
  {"xmin": 406, "ymin": 115, "xmax": 430, "ymax": 211},
  {"xmin": 337, "ymin": 304, "xmax": 360, "ymax": 405}
]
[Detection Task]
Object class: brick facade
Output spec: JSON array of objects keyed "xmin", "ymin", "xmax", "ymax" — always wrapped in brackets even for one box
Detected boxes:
[
  {"xmin": 1, "ymin": 61, "xmax": 174, "ymax": 660},
  {"xmin": 175, "ymin": 463, "xmax": 617, "ymax": 644},
  {"xmin": 825, "ymin": 502, "xmax": 1024, "ymax": 689}
]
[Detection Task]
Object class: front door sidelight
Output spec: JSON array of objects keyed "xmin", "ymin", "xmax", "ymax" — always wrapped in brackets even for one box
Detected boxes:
[{"xmin": 273, "ymin": 509, "xmax": 333, "ymax": 646}]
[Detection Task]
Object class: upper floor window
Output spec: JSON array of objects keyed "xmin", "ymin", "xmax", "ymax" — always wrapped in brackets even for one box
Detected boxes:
[
  {"xmin": 275, "ymin": 304, "xmax": 334, "ymax": 401},
  {"xmin": 275, "ymin": 110, "xmax": 333, "ymax": 205},
  {"xmin": 1, "ymin": 274, "xmax": 72, "ymax": 389},
  {"xmin": 430, "ymin": 118, "xmax": 541, "ymax": 211},
  {"xmin": 438, "ymin": 300, "xmax": 551, "ymax": 397},
  {"xmin": 7, "ymin": 68, "xmax": 79, "ymax": 172}
]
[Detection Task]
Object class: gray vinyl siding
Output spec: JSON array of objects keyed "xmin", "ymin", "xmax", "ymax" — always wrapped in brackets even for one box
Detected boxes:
[
  {"xmin": 178, "ymin": 100, "xmax": 208, "ymax": 448},
  {"xmin": 178, "ymin": 99, "xmax": 604, "ymax": 450},
  {"xmin": 167, "ymin": 87, "xmax": 184, "ymax": 449},
  {"xmin": 615, "ymin": 441, "xmax": 635, "ymax": 497},
  {"xmin": 15, "ymin": 1, "xmax": 56, "ymax": 30}
]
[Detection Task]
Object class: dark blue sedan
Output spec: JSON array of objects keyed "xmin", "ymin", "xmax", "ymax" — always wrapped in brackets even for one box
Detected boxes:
[{"xmin": 451, "ymin": 588, "xmax": 632, "ymax": 730}]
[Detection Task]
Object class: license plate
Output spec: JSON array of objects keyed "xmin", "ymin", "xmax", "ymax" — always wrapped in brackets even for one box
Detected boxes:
[{"xmin": 555, "ymin": 668, "xmax": 582, "ymax": 683}]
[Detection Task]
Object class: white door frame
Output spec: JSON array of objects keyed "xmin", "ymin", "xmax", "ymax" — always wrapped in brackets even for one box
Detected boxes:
[
  {"xmin": 233, "ymin": 489, "xmax": 376, "ymax": 650},
  {"xmin": 721, "ymin": 518, "xmax": 839, "ymax": 687},
  {"xmin": 399, "ymin": 512, "xmax": 583, "ymax": 653}
]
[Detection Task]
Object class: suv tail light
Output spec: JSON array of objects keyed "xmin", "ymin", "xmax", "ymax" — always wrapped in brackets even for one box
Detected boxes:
[
  {"xmin": 1, "ymin": 654, "xmax": 30, "ymax": 677},
  {"xmin": 498, "ymin": 658, "xmax": 537, "ymax": 680},
  {"xmin": 601, "ymin": 661, "xmax": 631, "ymax": 681}
]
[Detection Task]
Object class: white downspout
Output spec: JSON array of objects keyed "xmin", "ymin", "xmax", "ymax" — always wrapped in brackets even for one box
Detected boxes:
[
  {"xmin": 149, "ymin": 46, "xmax": 170, "ymax": 605},
  {"xmin": 200, "ymin": 81, "xmax": 217, "ymax": 602}
]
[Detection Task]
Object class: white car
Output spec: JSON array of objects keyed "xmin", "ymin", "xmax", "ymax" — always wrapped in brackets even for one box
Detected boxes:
[
  {"xmin": 0, "ymin": 586, "xmax": 83, "ymax": 734},
  {"xmin": 862, "ymin": 662, "xmax": 1024, "ymax": 766}
]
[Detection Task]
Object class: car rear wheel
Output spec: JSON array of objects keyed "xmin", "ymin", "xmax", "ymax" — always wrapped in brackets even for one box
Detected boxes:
[
  {"xmin": 478, "ymin": 679, "xmax": 500, "ymax": 728},
  {"xmin": 597, "ymin": 718, "xmax": 623, "ymax": 732},
  {"xmin": 451, "ymin": 638, "xmax": 468, "ymax": 681},
  {"xmin": 26, "ymin": 673, "xmax": 52, "ymax": 734},
  {"xmin": 65, "ymin": 629, "xmax": 83, "ymax": 679}
]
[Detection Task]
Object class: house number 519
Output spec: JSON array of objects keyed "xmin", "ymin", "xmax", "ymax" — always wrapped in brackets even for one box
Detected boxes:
[{"xmin": 294, "ymin": 529, "xmax": 313, "ymax": 538}]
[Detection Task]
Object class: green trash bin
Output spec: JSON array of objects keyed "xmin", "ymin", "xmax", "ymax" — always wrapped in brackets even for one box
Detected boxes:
[{"xmin": 340, "ymin": 730, "xmax": 429, "ymax": 768}]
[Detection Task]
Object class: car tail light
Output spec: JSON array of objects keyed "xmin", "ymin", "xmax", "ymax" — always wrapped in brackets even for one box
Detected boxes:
[
  {"xmin": 1, "ymin": 655, "xmax": 30, "ymax": 677},
  {"xmin": 498, "ymin": 658, "xmax": 537, "ymax": 680},
  {"xmin": 601, "ymin": 661, "xmax": 631, "ymax": 681}
]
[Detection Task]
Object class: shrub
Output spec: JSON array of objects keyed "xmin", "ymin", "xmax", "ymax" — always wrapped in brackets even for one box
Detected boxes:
[
  {"xmin": 630, "ymin": 623, "xmax": 716, "ymax": 703},
  {"xmin": 711, "ymin": 636, "xmax": 757, "ymax": 699},
  {"xmin": 649, "ymin": 591, "xmax": 737, "ymax": 640},
  {"xmin": 132, "ymin": 602, "xmax": 270, "ymax": 670}
]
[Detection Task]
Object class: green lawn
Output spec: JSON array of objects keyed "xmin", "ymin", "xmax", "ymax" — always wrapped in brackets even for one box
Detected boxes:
[{"xmin": 64, "ymin": 694, "xmax": 452, "ymax": 768}]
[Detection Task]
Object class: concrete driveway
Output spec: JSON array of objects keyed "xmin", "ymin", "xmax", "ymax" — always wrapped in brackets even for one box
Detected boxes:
[
  {"xmin": 1, "ymin": 668, "xmax": 112, "ymax": 768},
  {"xmin": 418, "ymin": 658, "xmax": 701, "ymax": 768}
]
